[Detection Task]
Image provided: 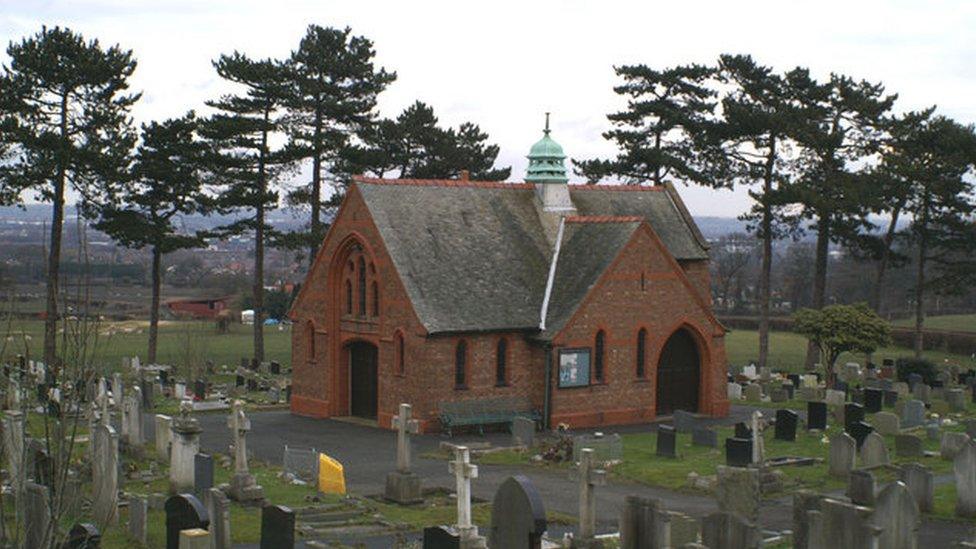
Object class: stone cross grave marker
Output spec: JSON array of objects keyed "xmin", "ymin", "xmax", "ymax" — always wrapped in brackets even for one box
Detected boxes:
[
  {"xmin": 228, "ymin": 400, "xmax": 263, "ymax": 501},
  {"xmin": 170, "ymin": 401, "xmax": 203, "ymax": 493},
  {"xmin": 386, "ymin": 402, "xmax": 422, "ymax": 504},
  {"xmin": 575, "ymin": 447, "xmax": 606, "ymax": 543},
  {"xmin": 489, "ymin": 475, "xmax": 547, "ymax": 549},
  {"xmin": 92, "ymin": 423, "xmax": 119, "ymax": 527},
  {"xmin": 260, "ymin": 504, "xmax": 295, "ymax": 549},
  {"xmin": 449, "ymin": 445, "xmax": 483, "ymax": 543},
  {"xmin": 165, "ymin": 493, "xmax": 210, "ymax": 549},
  {"xmin": 750, "ymin": 410, "xmax": 764, "ymax": 465}
]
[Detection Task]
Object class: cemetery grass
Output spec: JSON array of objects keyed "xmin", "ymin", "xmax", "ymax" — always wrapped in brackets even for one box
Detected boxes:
[{"xmin": 893, "ymin": 313, "xmax": 976, "ymax": 333}]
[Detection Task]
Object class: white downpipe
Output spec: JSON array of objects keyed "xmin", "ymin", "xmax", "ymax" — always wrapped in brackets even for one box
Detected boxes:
[{"xmin": 539, "ymin": 217, "xmax": 566, "ymax": 331}]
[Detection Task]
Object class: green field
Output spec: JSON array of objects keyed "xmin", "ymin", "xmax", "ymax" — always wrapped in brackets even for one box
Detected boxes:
[
  {"xmin": 893, "ymin": 313, "xmax": 976, "ymax": 333},
  {"xmin": 723, "ymin": 329, "xmax": 975, "ymax": 372},
  {"xmin": 0, "ymin": 319, "xmax": 291, "ymax": 373}
]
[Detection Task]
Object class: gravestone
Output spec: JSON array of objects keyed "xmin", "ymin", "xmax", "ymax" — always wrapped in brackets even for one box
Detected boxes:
[
  {"xmin": 817, "ymin": 498, "xmax": 882, "ymax": 548},
  {"xmin": 900, "ymin": 463, "xmax": 934, "ymax": 513},
  {"xmin": 734, "ymin": 422, "xmax": 751, "ymax": 439},
  {"xmin": 260, "ymin": 505, "xmax": 295, "ymax": 549},
  {"xmin": 123, "ymin": 386, "xmax": 144, "ymax": 446},
  {"xmin": 170, "ymin": 402, "xmax": 203, "ymax": 493},
  {"xmin": 859, "ymin": 432, "xmax": 889, "ymax": 468},
  {"xmin": 155, "ymin": 414, "xmax": 173, "ymax": 462},
  {"xmin": 864, "ymin": 388, "xmax": 883, "ymax": 413},
  {"xmin": 947, "ymin": 388, "xmax": 967, "ymax": 412},
  {"xmin": 165, "ymin": 493, "xmax": 209, "ymax": 549},
  {"xmin": 207, "ymin": 488, "xmax": 232, "ymax": 549},
  {"xmin": 672, "ymin": 409, "xmax": 696, "ymax": 433},
  {"xmin": 488, "ymin": 475, "xmax": 546, "ymax": 549},
  {"xmin": 883, "ymin": 390, "xmax": 898, "ymax": 408},
  {"xmin": 619, "ymin": 496, "xmax": 670, "ymax": 549},
  {"xmin": 701, "ymin": 511, "xmax": 759, "ymax": 549},
  {"xmin": 955, "ymin": 440, "xmax": 976, "ymax": 518},
  {"xmin": 901, "ymin": 399, "xmax": 925, "ymax": 428},
  {"xmin": 270, "ymin": 361, "xmax": 281, "ymax": 375},
  {"xmin": 194, "ymin": 379, "xmax": 206, "ymax": 400},
  {"xmin": 179, "ymin": 529, "xmax": 210, "ymax": 549},
  {"xmin": 129, "ymin": 495, "xmax": 148, "ymax": 545},
  {"xmin": 807, "ymin": 401, "xmax": 827, "ymax": 430},
  {"xmin": 725, "ymin": 438, "xmax": 752, "ymax": 467},
  {"xmin": 895, "ymin": 434, "xmax": 924, "ymax": 458},
  {"xmin": 792, "ymin": 491, "xmax": 825, "ymax": 549},
  {"xmin": 941, "ymin": 432, "xmax": 972, "ymax": 461},
  {"xmin": 194, "ymin": 453, "xmax": 214, "ymax": 495},
  {"xmin": 692, "ymin": 428, "xmax": 718, "ymax": 448},
  {"xmin": 727, "ymin": 382, "xmax": 742, "ymax": 400},
  {"xmin": 92, "ymin": 423, "xmax": 119, "ymax": 527},
  {"xmin": 386, "ymin": 403, "xmax": 422, "ymax": 504},
  {"xmin": 512, "ymin": 417, "xmax": 535, "ymax": 448},
  {"xmin": 656, "ymin": 425, "xmax": 676, "ymax": 458},
  {"xmin": 715, "ymin": 466, "xmax": 760, "ymax": 523},
  {"xmin": 774, "ymin": 409, "xmax": 798, "ymax": 442},
  {"xmin": 913, "ymin": 383, "xmax": 931, "ymax": 403},
  {"xmin": 770, "ymin": 387, "xmax": 788, "ymax": 403},
  {"xmin": 744, "ymin": 383, "xmax": 762, "ymax": 402},
  {"xmin": 2, "ymin": 411, "xmax": 25, "ymax": 503},
  {"xmin": 847, "ymin": 469, "xmax": 875, "ymax": 506},
  {"xmin": 24, "ymin": 481, "xmax": 51, "ymax": 549},
  {"xmin": 829, "ymin": 432, "xmax": 856, "ymax": 477},
  {"xmin": 825, "ymin": 389, "xmax": 845, "ymax": 407},
  {"xmin": 844, "ymin": 403, "xmax": 865, "ymax": 433},
  {"xmin": 926, "ymin": 422, "xmax": 941, "ymax": 441},
  {"xmin": 64, "ymin": 523, "xmax": 101, "ymax": 549},
  {"xmin": 235, "ymin": 374, "xmax": 245, "ymax": 387},
  {"xmin": 848, "ymin": 421, "xmax": 874, "ymax": 450},
  {"xmin": 870, "ymin": 481, "xmax": 920, "ymax": 549},
  {"xmin": 574, "ymin": 448, "xmax": 606, "ymax": 546},
  {"xmin": 227, "ymin": 400, "xmax": 264, "ymax": 502},
  {"xmin": 871, "ymin": 411, "xmax": 899, "ymax": 436},
  {"xmin": 907, "ymin": 373, "xmax": 922, "ymax": 390},
  {"xmin": 667, "ymin": 511, "xmax": 699, "ymax": 547}
]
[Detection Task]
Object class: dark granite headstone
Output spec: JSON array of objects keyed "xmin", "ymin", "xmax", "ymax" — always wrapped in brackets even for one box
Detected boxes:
[
  {"xmin": 489, "ymin": 475, "xmax": 547, "ymax": 549},
  {"xmin": 423, "ymin": 526, "xmax": 460, "ymax": 549},
  {"xmin": 656, "ymin": 425, "xmax": 676, "ymax": 458},
  {"xmin": 883, "ymin": 390, "xmax": 898, "ymax": 408},
  {"xmin": 850, "ymin": 388, "xmax": 864, "ymax": 405},
  {"xmin": 725, "ymin": 437, "xmax": 752, "ymax": 467},
  {"xmin": 246, "ymin": 378, "xmax": 258, "ymax": 392},
  {"xmin": 807, "ymin": 401, "xmax": 828, "ymax": 430},
  {"xmin": 692, "ymin": 428, "xmax": 718, "ymax": 448},
  {"xmin": 848, "ymin": 421, "xmax": 874, "ymax": 450},
  {"xmin": 844, "ymin": 403, "xmax": 865, "ymax": 432},
  {"xmin": 734, "ymin": 422, "xmax": 752, "ymax": 439},
  {"xmin": 236, "ymin": 375, "xmax": 245, "ymax": 387},
  {"xmin": 788, "ymin": 374, "xmax": 801, "ymax": 388},
  {"xmin": 159, "ymin": 369, "xmax": 169, "ymax": 385},
  {"xmin": 270, "ymin": 361, "xmax": 281, "ymax": 375},
  {"xmin": 194, "ymin": 379, "xmax": 206, "ymax": 400},
  {"xmin": 285, "ymin": 385, "xmax": 292, "ymax": 402},
  {"xmin": 833, "ymin": 380, "xmax": 849, "ymax": 393},
  {"xmin": 164, "ymin": 494, "xmax": 209, "ymax": 549},
  {"xmin": 260, "ymin": 504, "xmax": 295, "ymax": 549},
  {"xmin": 250, "ymin": 358, "xmax": 260, "ymax": 371},
  {"xmin": 64, "ymin": 523, "xmax": 101, "ymax": 548},
  {"xmin": 774, "ymin": 409, "xmax": 798, "ymax": 442},
  {"xmin": 864, "ymin": 388, "xmax": 883, "ymax": 413},
  {"xmin": 194, "ymin": 453, "xmax": 214, "ymax": 495}
]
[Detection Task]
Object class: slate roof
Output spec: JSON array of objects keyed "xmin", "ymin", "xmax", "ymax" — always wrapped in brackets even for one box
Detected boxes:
[{"xmin": 353, "ymin": 178, "xmax": 709, "ymax": 336}]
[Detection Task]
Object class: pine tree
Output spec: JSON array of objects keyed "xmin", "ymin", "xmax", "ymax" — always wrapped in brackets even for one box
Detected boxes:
[
  {"xmin": 95, "ymin": 113, "xmax": 211, "ymax": 363},
  {"xmin": 360, "ymin": 101, "xmax": 510, "ymax": 180},
  {"xmin": 711, "ymin": 54, "xmax": 801, "ymax": 370},
  {"xmin": 574, "ymin": 63, "xmax": 719, "ymax": 186},
  {"xmin": 783, "ymin": 73, "xmax": 896, "ymax": 369},
  {"xmin": 203, "ymin": 52, "xmax": 294, "ymax": 363},
  {"xmin": 0, "ymin": 27, "xmax": 139, "ymax": 366},
  {"xmin": 886, "ymin": 115, "xmax": 976, "ymax": 356},
  {"xmin": 283, "ymin": 25, "xmax": 395, "ymax": 265}
]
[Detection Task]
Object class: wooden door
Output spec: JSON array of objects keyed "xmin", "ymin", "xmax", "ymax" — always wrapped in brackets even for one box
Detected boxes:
[
  {"xmin": 656, "ymin": 329, "xmax": 700, "ymax": 415},
  {"xmin": 349, "ymin": 342, "xmax": 378, "ymax": 419}
]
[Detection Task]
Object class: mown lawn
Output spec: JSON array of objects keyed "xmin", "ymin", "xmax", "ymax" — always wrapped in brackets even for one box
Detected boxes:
[
  {"xmin": 722, "ymin": 329, "xmax": 976, "ymax": 372},
  {"xmin": 0, "ymin": 319, "xmax": 291, "ymax": 372},
  {"xmin": 892, "ymin": 313, "xmax": 976, "ymax": 333}
]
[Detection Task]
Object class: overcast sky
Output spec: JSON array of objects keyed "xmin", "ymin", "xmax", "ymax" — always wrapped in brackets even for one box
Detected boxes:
[{"xmin": 2, "ymin": 0, "xmax": 975, "ymax": 217}]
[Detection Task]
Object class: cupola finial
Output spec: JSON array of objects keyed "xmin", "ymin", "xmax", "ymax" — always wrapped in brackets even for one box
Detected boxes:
[{"xmin": 544, "ymin": 112, "xmax": 551, "ymax": 136}]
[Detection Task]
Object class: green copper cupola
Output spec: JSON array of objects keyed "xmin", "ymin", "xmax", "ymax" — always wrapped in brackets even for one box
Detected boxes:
[
  {"xmin": 527, "ymin": 113, "xmax": 575, "ymax": 215},
  {"xmin": 526, "ymin": 113, "xmax": 568, "ymax": 184}
]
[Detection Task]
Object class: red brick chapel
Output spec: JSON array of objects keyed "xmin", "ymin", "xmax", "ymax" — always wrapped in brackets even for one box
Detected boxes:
[{"xmin": 288, "ymin": 123, "xmax": 730, "ymax": 432}]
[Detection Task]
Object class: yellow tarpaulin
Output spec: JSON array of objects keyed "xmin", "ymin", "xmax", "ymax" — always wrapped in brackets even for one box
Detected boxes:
[{"xmin": 318, "ymin": 453, "xmax": 346, "ymax": 494}]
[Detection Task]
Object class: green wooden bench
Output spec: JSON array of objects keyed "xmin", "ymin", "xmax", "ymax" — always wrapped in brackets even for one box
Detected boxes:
[{"xmin": 439, "ymin": 397, "xmax": 541, "ymax": 436}]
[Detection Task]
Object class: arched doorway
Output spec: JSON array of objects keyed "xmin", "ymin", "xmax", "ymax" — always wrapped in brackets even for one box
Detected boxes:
[
  {"xmin": 656, "ymin": 328, "xmax": 701, "ymax": 415},
  {"xmin": 347, "ymin": 342, "xmax": 378, "ymax": 419}
]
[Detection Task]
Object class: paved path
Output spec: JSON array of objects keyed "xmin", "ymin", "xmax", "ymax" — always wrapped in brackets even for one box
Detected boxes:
[{"xmin": 197, "ymin": 407, "xmax": 974, "ymax": 546}]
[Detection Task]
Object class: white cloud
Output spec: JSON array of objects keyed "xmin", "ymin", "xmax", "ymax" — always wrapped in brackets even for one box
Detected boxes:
[{"xmin": 2, "ymin": 0, "xmax": 974, "ymax": 217}]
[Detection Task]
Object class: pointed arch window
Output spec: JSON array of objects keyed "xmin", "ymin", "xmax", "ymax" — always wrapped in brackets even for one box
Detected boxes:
[
  {"xmin": 394, "ymin": 330, "xmax": 405, "ymax": 375},
  {"xmin": 345, "ymin": 280, "xmax": 353, "ymax": 315},
  {"xmin": 358, "ymin": 256, "xmax": 367, "ymax": 316},
  {"xmin": 455, "ymin": 340, "xmax": 467, "ymax": 388},
  {"xmin": 495, "ymin": 338, "xmax": 508, "ymax": 386},
  {"xmin": 594, "ymin": 330, "xmax": 606, "ymax": 383},
  {"xmin": 636, "ymin": 328, "xmax": 647, "ymax": 378}
]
